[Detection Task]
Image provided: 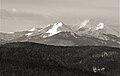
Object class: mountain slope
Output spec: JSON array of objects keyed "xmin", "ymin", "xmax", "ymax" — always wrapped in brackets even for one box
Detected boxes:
[
  {"xmin": 0, "ymin": 39, "xmax": 6, "ymax": 45},
  {"xmin": 0, "ymin": 28, "xmax": 42, "ymax": 41},
  {"xmin": 0, "ymin": 31, "xmax": 30, "ymax": 41},
  {"xmin": 28, "ymin": 32, "xmax": 79, "ymax": 46},
  {"xmin": 11, "ymin": 31, "xmax": 120, "ymax": 47}
]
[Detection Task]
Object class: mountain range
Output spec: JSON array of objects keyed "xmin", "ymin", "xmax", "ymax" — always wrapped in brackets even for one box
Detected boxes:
[{"xmin": 0, "ymin": 20, "xmax": 120, "ymax": 47}]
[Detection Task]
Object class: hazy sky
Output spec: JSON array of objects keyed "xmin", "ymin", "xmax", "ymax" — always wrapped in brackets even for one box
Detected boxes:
[{"xmin": 0, "ymin": 0, "xmax": 119, "ymax": 33}]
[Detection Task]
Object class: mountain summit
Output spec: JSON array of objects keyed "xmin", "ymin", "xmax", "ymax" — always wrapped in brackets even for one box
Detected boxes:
[
  {"xmin": 78, "ymin": 19, "xmax": 105, "ymax": 35},
  {"xmin": 39, "ymin": 22, "xmax": 72, "ymax": 38}
]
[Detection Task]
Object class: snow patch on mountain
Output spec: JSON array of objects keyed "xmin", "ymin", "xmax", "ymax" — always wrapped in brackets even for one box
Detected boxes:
[
  {"xmin": 45, "ymin": 22, "xmax": 63, "ymax": 37},
  {"xmin": 39, "ymin": 22, "xmax": 74, "ymax": 38},
  {"xmin": 96, "ymin": 23, "xmax": 104, "ymax": 30},
  {"xmin": 25, "ymin": 32, "xmax": 33, "ymax": 37}
]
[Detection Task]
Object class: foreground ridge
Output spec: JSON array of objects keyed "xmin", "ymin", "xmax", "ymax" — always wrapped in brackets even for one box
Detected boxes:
[{"xmin": 0, "ymin": 42, "xmax": 120, "ymax": 76}]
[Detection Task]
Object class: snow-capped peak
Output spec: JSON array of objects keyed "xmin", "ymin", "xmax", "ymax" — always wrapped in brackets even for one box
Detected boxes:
[
  {"xmin": 45, "ymin": 22, "xmax": 64, "ymax": 37},
  {"xmin": 96, "ymin": 23, "xmax": 104, "ymax": 30},
  {"xmin": 40, "ymin": 22, "xmax": 73, "ymax": 38}
]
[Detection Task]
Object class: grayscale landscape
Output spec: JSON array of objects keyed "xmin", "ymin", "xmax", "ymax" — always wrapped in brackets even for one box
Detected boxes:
[{"xmin": 0, "ymin": 0, "xmax": 120, "ymax": 76}]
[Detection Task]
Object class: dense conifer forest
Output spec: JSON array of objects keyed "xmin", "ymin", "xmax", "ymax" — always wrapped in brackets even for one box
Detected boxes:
[{"xmin": 0, "ymin": 42, "xmax": 120, "ymax": 76}]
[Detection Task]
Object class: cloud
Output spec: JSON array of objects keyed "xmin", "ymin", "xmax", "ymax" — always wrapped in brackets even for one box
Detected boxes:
[
  {"xmin": 12, "ymin": 8, "xmax": 17, "ymax": 12},
  {"xmin": 1, "ymin": 0, "xmax": 119, "ymax": 32}
]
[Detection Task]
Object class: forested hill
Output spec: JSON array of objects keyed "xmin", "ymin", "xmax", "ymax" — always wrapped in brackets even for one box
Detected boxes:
[{"xmin": 0, "ymin": 42, "xmax": 120, "ymax": 76}]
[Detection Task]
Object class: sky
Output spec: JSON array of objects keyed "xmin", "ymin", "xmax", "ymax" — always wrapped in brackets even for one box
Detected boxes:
[{"xmin": 0, "ymin": 0, "xmax": 119, "ymax": 35}]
